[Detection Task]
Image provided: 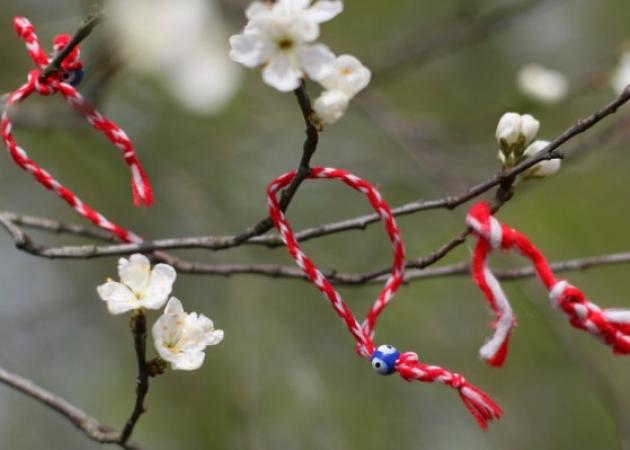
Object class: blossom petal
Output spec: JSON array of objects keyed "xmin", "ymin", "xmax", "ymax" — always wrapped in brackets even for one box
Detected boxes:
[
  {"xmin": 205, "ymin": 329, "xmax": 225, "ymax": 346},
  {"xmin": 153, "ymin": 342, "xmax": 173, "ymax": 363},
  {"xmin": 152, "ymin": 297, "xmax": 186, "ymax": 356},
  {"xmin": 181, "ymin": 313, "xmax": 222, "ymax": 351},
  {"xmin": 297, "ymin": 44, "xmax": 335, "ymax": 81},
  {"xmin": 118, "ymin": 254, "xmax": 151, "ymax": 293},
  {"xmin": 306, "ymin": 1, "xmax": 343, "ymax": 24},
  {"xmin": 164, "ymin": 296, "xmax": 185, "ymax": 316},
  {"xmin": 277, "ymin": 0, "xmax": 310, "ymax": 9},
  {"xmin": 245, "ymin": 1, "xmax": 273, "ymax": 19},
  {"xmin": 262, "ymin": 54, "xmax": 302, "ymax": 91},
  {"xmin": 289, "ymin": 18, "xmax": 320, "ymax": 42},
  {"xmin": 496, "ymin": 112, "xmax": 522, "ymax": 145},
  {"xmin": 142, "ymin": 264, "xmax": 177, "ymax": 310},
  {"xmin": 97, "ymin": 281, "xmax": 138, "ymax": 315},
  {"xmin": 159, "ymin": 297, "xmax": 187, "ymax": 342},
  {"xmin": 229, "ymin": 32, "xmax": 266, "ymax": 68},
  {"xmin": 171, "ymin": 351, "xmax": 206, "ymax": 371}
]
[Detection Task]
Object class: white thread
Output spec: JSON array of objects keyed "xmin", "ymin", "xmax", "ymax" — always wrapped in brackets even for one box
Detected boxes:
[
  {"xmin": 479, "ymin": 267, "xmax": 514, "ymax": 362},
  {"xmin": 603, "ymin": 309, "xmax": 630, "ymax": 324},
  {"xmin": 549, "ymin": 280, "xmax": 569, "ymax": 307},
  {"xmin": 489, "ymin": 217, "xmax": 503, "ymax": 249}
]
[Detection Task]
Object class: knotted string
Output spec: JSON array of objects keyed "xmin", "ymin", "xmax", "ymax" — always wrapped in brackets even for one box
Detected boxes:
[
  {"xmin": 1, "ymin": 17, "xmax": 154, "ymax": 242},
  {"xmin": 467, "ymin": 201, "xmax": 630, "ymax": 367}
]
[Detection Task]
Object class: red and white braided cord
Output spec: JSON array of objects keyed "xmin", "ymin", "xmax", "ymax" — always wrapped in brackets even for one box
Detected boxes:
[
  {"xmin": 268, "ymin": 167, "xmax": 502, "ymax": 429},
  {"xmin": 1, "ymin": 17, "xmax": 152, "ymax": 242},
  {"xmin": 467, "ymin": 201, "xmax": 630, "ymax": 367}
]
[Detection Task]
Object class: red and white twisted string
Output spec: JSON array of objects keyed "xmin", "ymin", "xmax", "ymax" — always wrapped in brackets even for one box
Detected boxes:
[
  {"xmin": 467, "ymin": 201, "xmax": 630, "ymax": 367},
  {"xmin": 268, "ymin": 167, "xmax": 502, "ymax": 429},
  {"xmin": 1, "ymin": 17, "xmax": 153, "ymax": 242}
]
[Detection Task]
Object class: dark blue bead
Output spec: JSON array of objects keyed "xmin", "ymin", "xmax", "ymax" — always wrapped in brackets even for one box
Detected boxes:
[
  {"xmin": 63, "ymin": 68, "xmax": 84, "ymax": 87},
  {"xmin": 370, "ymin": 344, "xmax": 400, "ymax": 375}
]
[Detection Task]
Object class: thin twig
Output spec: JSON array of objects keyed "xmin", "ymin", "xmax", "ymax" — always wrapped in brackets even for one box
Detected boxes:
[
  {"xmin": 119, "ymin": 311, "xmax": 150, "ymax": 445},
  {"xmin": 0, "ymin": 366, "xmax": 142, "ymax": 449},
  {"xmin": 0, "ymin": 211, "xmax": 116, "ymax": 242},
  {"xmin": 230, "ymin": 83, "xmax": 319, "ymax": 246},
  {"xmin": 40, "ymin": 1, "xmax": 104, "ymax": 79}
]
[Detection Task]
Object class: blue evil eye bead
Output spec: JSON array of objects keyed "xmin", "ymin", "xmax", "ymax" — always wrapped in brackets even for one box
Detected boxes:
[
  {"xmin": 62, "ymin": 68, "xmax": 84, "ymax": 87},
  {"xmin": 370, "ymin": 344, "xmax": 400, "ymax": 375}
]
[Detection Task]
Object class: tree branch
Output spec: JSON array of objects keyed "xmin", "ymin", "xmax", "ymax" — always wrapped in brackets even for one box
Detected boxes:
[
  {"xmin": 0, "ymin": 366, "xmax": 142, "ymax": 449},
  {"xmin": 3, "ymin": 84, "xmax": 628, "ymax": 261},
  {"xmin": 3, "ymin": 205, "xmax": 630, "ymax": 286}
]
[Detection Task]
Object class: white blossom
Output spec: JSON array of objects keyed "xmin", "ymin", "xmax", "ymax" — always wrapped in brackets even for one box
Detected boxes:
[
  {"xmin": 106, "ymin": 0, "xmax": 240, "ymax": 114},
  {"xmin": 522, "ymin": 140, "xmax": 561, "ymax": 179},
  {"xmin": 319, "ymin": 54, "xmax": 371, "ymax": 97},
  {"xmin": 611, "ymin": 51, "xmax": 630, "ymax": 94},
  {"xmin": 517, "ymin": 64, "xmax": 569, "ymax": 104},
  {"xmin": 313, "ymin": 89, "xmax": 349, "ymax": 124},
  {"xmin": 152, "ymin": 297, "xmax": 224, "ymax": 371},
  {"xmin": 496, "ymin": 112, "xmax": 540, "ymax": 149},
  {"xmin": 97, "ymin": 254, "xmax": 176, "ymax": 315},
  {"xmin": 229, "ymin": 0, "xmax": 342, "ymax": 91}
]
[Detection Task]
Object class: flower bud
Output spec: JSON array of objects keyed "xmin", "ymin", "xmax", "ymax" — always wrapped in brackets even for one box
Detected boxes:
[
  {"xmin": 520, "ymin": 114, "xmax": 540, "ymax": 147},
  {"xmin": 496, "ymin": 112, "xmax": 522, "ymax": 148},
  {"xmin": 496, "ymin": 112, "xmax": 540, "ymax": 166},
  {"xmin": 522, "ymin": 140, "xmax": 561, "ymax": 179},
  {"xmin": 313, "ymin": 89, "xmax": 350, "ymax": 124}
]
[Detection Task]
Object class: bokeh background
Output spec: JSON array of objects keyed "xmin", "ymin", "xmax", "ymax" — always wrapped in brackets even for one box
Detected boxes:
[{"xmin": 1, "ymin": 0, "xmax": 630, "ymax": 449}]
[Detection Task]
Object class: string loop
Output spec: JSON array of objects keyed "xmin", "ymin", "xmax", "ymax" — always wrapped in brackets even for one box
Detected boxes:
[{"xmin": 268, "ymin": 167, "xmax": 502, "ymax": 429}]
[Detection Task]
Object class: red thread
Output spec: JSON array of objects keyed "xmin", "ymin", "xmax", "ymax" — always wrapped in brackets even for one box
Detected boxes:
[
  {"xmin": 467, "ymin": 201, "xmax": 630, "ymax": 366},
  {"xmin": 268, "ymin": 167, "xmax": 502, "ymax": 429},
  {"xmin": 2, "ymin": 17, "xmax": 153, "ymax": 242}
]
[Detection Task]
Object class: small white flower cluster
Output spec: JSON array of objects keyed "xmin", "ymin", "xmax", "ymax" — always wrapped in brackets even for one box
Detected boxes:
[
  {"xmin": 229, "ymin": 0, "xmax": 370, "ymax": 125},
  {"xmin": 97, "ymin": 254, "xmax": 224, "ymax": 370},
  {"xmin": 517, "ymin": 64, "xmax": 569, "ymax": 105},
  {"xmin": 313, "ymin": 54, "xmax": 371, "ymax": 124},
  {"xmin": 495, "ymin": 112, "xmax": 560, "ymax": 179}
]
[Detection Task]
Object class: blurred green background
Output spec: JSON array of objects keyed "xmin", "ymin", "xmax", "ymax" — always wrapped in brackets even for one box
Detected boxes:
[{"xmin": 1, "ymin": 0, "xmax": 630, "ymax": 449}]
